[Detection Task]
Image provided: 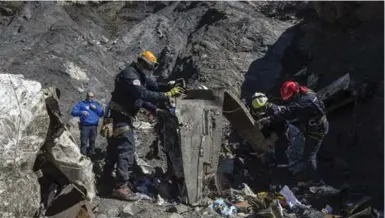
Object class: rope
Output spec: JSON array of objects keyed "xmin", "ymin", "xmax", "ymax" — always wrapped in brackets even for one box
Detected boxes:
[{"xmin": 222, "ymin": 107, "xmax": 242, "ymax": 113}]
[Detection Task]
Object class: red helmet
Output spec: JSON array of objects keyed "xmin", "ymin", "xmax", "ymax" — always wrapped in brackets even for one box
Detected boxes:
[{"xmin": 280, "ymin": 81, "xmax": 300, "ymax": 100}]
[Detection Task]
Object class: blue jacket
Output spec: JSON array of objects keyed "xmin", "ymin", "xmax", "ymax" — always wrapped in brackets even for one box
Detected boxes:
[{"xmin": 71, "ymin": 100, "xmax": 104, "ymax": 126}]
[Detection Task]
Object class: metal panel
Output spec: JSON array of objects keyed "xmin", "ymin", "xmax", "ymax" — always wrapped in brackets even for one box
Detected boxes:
[{"xmin": 172, "ymin": 89, "xmax": 224, "ymax": 204}]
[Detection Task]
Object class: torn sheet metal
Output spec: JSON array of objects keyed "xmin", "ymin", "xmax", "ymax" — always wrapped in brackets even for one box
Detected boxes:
[
  {"xmin": 317, "ymin": 73, "xmax": 351, "ymax": 100},
  {"xmin": 222, "ymin": 90, "xmax": 271, "ymax": 153},
  {"xmin": 45, "ymin": 184, "xmax": 94, "ymax": 218}
]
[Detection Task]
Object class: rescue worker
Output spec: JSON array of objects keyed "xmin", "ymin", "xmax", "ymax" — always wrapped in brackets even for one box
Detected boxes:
[
  {"xmin": 104, "ymin": 50, "xmax": 184, "ymax": 201},
  {"xmin": 250, "ymin": 92, "xmax": 305, "ymax": 174},
  {"xmin": 71, "ymin": 92, "xmax": 104, "ymax": 156},
  {"xmin": 273, "ymin": 81, "xmax": 328, "ymax": 185}
]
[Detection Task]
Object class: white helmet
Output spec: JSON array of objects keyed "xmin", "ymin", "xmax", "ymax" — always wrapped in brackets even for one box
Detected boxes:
[{"xmin": 251, "ymin": 92, "xmax": 268, "ymax": 109}]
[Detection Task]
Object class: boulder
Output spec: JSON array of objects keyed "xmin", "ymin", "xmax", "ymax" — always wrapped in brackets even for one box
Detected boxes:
[{"xmin": 0, "ymin": 74, "xmax": 49, "ymax": 217}]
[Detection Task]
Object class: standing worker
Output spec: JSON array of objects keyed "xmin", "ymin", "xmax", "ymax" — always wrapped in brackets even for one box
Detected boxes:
[
  {"xmin": 272, "ymin": 81, "xmax": 328, "ymax": 186},
  {"xmin": 104, "ymin": 50, "xmax": 184, "ymax": 201},
  {"xmin": 71, "ymin": 92, "xmax": 104, "ymax": 156}
]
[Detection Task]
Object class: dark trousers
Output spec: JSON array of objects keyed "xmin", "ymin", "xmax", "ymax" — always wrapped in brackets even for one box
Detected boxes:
[
  {"xmin": 302, "ymin": 120, "xmax": 329, "ymax": 182},
  {"xmin": 103, "ymin": 121, "xmax": 136, "ymax": 186},
  {"xmin": 80, "ymin": 125, "xmax": 97, "ymax": 156},
  {"xmin": 286, "ymin": 124, "xmax": 306, "ymax": 175}
]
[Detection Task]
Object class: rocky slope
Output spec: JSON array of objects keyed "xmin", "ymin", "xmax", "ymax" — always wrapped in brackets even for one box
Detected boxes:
[{"xmin": 0, "ymin": 1, "xmax": 383, "ymax": 216}]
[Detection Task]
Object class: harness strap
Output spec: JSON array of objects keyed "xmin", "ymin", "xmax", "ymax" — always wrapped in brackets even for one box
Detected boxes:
[{"xmin": 113, "ymin": 125, "xmax": 131, "ymax": 137}]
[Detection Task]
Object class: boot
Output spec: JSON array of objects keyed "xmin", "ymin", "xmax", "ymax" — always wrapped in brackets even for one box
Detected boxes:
[{"xmin": 112, "ymin": 183, "xmax": 141, "ymax": 201}]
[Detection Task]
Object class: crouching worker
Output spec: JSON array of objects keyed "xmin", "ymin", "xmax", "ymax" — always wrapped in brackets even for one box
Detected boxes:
[
  {"xmin": 273, "ymin": 81, "xmax": 329, "ymax": 186},
  {"xmin": 101, "ymin": 50, "xmax": 184, "ymax": 201},
  {"xmin": 250, "ymin": 92, "xmax": 305, "ymax": 174},
  {"xmin": 71, "ymin": 92, "xmax": 104, "ymax": 156}
]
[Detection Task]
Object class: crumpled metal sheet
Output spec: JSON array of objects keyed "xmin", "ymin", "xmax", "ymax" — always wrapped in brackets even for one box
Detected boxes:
[{"xmin": 44, "ymin": 87, "xmax": 96, "ymax": 201}]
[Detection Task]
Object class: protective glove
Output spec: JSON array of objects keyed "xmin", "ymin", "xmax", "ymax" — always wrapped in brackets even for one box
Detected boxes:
[
  {"xmin": 156, "ymin": 108, "xmax": 168, "ymax": 117},
  {"xmin": 165, "ymin": 86, "xmax": 185, "ymax": 97},
  {"xmin": 256, "ymin": 116, "xmax": 272, "ymax": 125}
]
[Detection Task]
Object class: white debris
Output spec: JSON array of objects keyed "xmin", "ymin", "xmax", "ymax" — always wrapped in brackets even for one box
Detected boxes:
[
  {"xmin": 156, "ymin": 194, "xmax": 165, "ymax": 206},
  {"xmin": 133, "ymin": 121, "xmax": 154, "ymax": 130},
  {"xmin": 135, "ymin": 153, "xmax": 153, "ymax": 174},
  {"xmin": 64, "ymin": 61, "xmax": 89, "ymax": 81}
]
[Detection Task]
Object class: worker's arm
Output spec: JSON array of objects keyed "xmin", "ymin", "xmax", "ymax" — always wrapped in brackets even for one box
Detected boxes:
[
  {"xmin": 146, "ymin": 76, "xmax": 170, "ymax": 92},
  {"xmin": 142, "ymin": 101, "xmax": 157, "ymax": 114},
  {"xmin": 120, "ymin": 69, "xmax": 169, "ymax": 104},
  {"xmin": 71, "ymin": 102, "xmax": 84, "ymax": 117},
  {"xmin": 274, "ymin": 102, "xmax": 301, "ymax": 121}
]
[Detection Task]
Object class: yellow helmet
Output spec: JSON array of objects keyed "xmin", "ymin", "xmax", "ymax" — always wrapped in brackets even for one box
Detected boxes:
[
  {"xmin": 138, "ymin": 50, "xmax": 159, "ymax": 70},
  {"xmin": 251, "ymin": 92, "xmax": 268, "ymax": 109}
]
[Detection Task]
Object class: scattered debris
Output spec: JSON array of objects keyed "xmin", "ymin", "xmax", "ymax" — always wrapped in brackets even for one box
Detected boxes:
[
  {"xmin": 279, "ymin": 185, "xmax": 306, "ymax": 209},
  {"xmin": 209, "ymin": 198, "xmax": 238, "ymax": 218},
  {"xmin": 309, "ymin": 185, "xmax": 341, "ymax": 196}
]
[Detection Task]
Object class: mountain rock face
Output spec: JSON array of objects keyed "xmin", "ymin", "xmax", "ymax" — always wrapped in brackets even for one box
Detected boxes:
[{"xmin": 0, "ymin": 1, "xmax": 383, "ymax": 215}]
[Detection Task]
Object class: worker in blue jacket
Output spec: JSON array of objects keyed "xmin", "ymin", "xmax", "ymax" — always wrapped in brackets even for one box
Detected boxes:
[{"xmin": 71, "ymin": 92, "xmax": 104, "ymax": 156}]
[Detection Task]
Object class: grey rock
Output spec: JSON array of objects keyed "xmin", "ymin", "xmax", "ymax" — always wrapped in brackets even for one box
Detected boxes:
[
  {"xmin": 0, "ymin": 74, "xmax": 49, "ymax": 217},
  {"xmin": 168, "ymin": 213, "xmax": 184, "ymax": 218},
  {"xmin": 107, "ymin": 207, "xmax": 120, "ymax": 217},
  {"xmin": 166, "ymin": 204, "xmax": 189, "ymax": 214},
  {"xmin": 121, "ymin": 203, "xmax": 139, "ymax": 217}
]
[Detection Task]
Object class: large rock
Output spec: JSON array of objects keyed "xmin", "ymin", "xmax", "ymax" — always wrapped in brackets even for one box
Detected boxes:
[{"xmin": 0, "ymin": 74, "xmax": 49, "ymax": 217}]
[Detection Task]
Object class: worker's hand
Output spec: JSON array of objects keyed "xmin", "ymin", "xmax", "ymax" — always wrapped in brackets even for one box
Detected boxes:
[
  {"xmin": 82, "ymin": 111, "xmax": 89, "ymax": 116},
  {"xmin": 256, "ymin": 116, "xmax": 271, "ymax": 125},
  {"xmin": 156, "ymin": 108, "xmax": 168, "ymax": 117},
  {"xmin": 90, "ymin": 104, "xmax": 96, "ymax": 110},
  {"xmin": 165, "ymin": 86, "xmax": 185, "ymax": 97}
]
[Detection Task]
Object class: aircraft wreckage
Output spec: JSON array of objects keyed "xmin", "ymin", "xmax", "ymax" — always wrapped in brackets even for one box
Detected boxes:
[
  {"xmin": 160, "ymin": 87, "xmax": 273, "ymax": 205},
  {"xmin": 160, "ymin": 73, "xmax": 365, "ymax": 205}
]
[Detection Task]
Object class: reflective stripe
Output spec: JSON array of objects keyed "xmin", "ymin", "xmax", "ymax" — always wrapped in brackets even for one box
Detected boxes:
[
  {"xmin": 113, "ymin": 125, "xmax": 130, "ymax": 137},
  {"xmin": 308, "ymin": 115, "xmax": 327, "ymax": 126}
]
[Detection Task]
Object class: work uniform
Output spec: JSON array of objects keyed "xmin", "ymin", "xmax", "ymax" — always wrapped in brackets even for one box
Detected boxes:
[
  {"xmin": 254, "ymin": 104, "xmax": 305, "ymax": 174},
  {"xmin": 106, "ymin": 62, "xmax": 169, "ymax": 186},
  {"xmin": 274, "ymin": 90, "xmax": 328, "ymax": 182}
]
